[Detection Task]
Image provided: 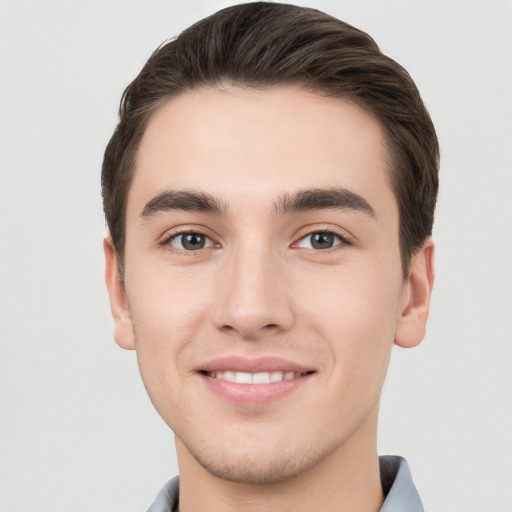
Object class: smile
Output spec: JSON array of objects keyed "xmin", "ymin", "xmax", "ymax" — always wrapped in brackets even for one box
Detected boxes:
[
  {"xmin": 196, "ymin": 356, "xmax": 316, "ymax": 405},
  {"xmin": 204, "ymin": 370, "xmax": 310, "ymax": 384}
]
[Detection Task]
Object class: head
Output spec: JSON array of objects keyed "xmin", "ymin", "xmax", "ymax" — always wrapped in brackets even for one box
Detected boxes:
[
  {"xmin": 102, "ymin": 2, "xmax": 438, "ymax": 487},
  {"xmin": 102, "ymin": 1, "xmax": 439, "ymax": 280}
]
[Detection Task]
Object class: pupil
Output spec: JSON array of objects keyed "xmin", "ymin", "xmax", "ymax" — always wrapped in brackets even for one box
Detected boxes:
[
  {"xmin": 182, "ymin": 233, "xmax": 205, "ymax": 250},
  {"xmin": 311, "ymin": 233, "xmax": 334, "ymax": 249}
]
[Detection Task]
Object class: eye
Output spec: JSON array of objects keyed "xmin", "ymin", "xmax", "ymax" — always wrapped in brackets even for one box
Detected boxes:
[
  {"xmin": 169, "ymin": 232, "xmax": 215, "ymax": 251},
  {"xmin": 296, "ymin": 231, "xmax": 345, "ymax": 250}
]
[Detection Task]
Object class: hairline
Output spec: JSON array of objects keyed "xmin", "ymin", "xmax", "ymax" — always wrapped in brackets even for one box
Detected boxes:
[{"xmin": 114, "ymin": 81, "xmax": 412, "ymax": 279}]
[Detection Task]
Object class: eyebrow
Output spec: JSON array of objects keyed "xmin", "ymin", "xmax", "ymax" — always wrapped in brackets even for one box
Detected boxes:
[
  {"xmin": 140, "ymin": 186, "xmax": 375, "ymax": 220},
  {"xmin": 276, "ymin": 187, "xmax": 375, "ymax": 217},
  {"xmin": 140, "ymin": 190, "xmax": 227, "ymax": 220}
]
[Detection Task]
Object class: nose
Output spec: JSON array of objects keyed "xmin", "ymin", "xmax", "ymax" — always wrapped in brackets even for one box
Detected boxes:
[{"xmin": 211, "ymin": 244, "xmax": 295, "ymax": 340}]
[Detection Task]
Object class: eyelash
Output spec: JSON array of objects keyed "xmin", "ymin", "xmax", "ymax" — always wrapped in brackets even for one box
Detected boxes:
[
  {"xmin": 160, "ymin": 228, "xmax": 352, "ymax": 253},
  {"xmin": 160, "ymin": 229, "xmax": 217, "ymax": 254},
  {"xmin": 293, "ymin": 229, "xmax": 352, "ymax": 251}
]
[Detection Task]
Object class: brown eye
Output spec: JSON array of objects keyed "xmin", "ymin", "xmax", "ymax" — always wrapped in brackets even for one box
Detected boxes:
[{"xmin": 170, "ymin": 233, "xmax": 213, "ymax": 251}]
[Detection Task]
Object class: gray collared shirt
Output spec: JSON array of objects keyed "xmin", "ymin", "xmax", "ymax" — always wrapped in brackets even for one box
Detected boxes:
[{"xmin": 147, "ymin": 455, "xmax": 423, "ymax": 512}]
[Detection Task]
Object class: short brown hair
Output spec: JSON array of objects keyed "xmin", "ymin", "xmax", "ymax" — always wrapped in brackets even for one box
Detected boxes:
[{"xmin": 102, "ymin": 1, "xmax": 439, "ymax": 278}]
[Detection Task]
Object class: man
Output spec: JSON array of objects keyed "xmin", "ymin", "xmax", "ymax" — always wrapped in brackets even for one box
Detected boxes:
[{"xmin": 102, "ymin": 2, "xmax": 438, "ymax": 511}]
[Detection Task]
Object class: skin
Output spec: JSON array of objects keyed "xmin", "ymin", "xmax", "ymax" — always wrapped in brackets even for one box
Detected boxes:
[{"xmin": 105, "ymin": 86, "xmax": 434, "ymax": 512}]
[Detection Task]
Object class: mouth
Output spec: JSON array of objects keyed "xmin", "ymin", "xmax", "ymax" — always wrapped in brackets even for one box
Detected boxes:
[
  {"xmin": 199, "ymin": 370, "xmax": 313, "ymax": 384},
  {"xmin": 196, "ymin": 357, "xmax": 316, "ymax": 406}
]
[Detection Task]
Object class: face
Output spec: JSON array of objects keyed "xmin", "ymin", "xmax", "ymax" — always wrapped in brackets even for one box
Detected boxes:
[{"xmin": 105, "ymin": 86, "xmax": 433, "ymax": 484}]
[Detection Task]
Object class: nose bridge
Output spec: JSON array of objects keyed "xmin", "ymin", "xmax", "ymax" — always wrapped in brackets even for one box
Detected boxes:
[{"xmin": 213, "ymin": 236, "xmax": 293, "ymax": 338}]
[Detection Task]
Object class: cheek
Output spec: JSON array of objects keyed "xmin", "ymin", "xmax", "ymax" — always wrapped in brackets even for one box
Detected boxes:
[
  {"xmin": 125, "ymin": 267, "xmax": 213, "ymax": 400},
  {"xmin": 299, "ymin": 259, "xmax": 402, "ymax": 331},
  {"xmin": 128, "ymin": 262, "xmax": 211, "ymax": 338},
  {"xmin": 296, "ymin": 263, "xmax": 402, "ymax": 378}
]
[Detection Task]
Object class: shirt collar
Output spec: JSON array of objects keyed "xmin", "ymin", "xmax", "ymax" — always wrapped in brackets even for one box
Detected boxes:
[
  {"xmin": 379, "ymin": 456, "xmax": 424, "ymax": 512},
  {"xmin": 147, "ymin": 455, "xmax": 423, "ymax": 512}
]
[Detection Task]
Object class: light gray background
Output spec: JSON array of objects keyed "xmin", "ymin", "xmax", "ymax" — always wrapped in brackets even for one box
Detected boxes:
[{"xmin": 1, "ymin": 1, "xmax": 511, "ymax": 511}]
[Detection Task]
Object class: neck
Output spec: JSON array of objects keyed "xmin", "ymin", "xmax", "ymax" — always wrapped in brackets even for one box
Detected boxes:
[{"xmin": 175, "ymin": 408, "xmax": 384, "ymax": 512}]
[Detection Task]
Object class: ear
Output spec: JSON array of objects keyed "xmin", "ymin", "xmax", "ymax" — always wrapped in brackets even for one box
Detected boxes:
[
  {"xmin": 104, "ymin": 236, "xmax": 135, "ymax": 350},
  {"xmin": 394, "ymin": 239, "xmax": 435, "ymax": 348}
]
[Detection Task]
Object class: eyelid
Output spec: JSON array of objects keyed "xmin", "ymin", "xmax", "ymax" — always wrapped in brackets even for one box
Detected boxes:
[
  {"xmin": 159, "ymin": 225, "xmax": 221, "ymax": 250},
  {"xmin": 157, "ymin": 224, "xmax": 353, "ymax": 253},
  {"xmin": 170, "ymin": 233, "xmax": 215, "ymax": 250},
  {"xmin": 295, "ymin": 233, "xmax": 342, "ymax": 249},
  {"xmin": 292, "ymin": 225, "xmax": 353, "ymax": 248}
]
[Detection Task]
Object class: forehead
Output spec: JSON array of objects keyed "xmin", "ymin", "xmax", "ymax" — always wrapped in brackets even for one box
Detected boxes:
[{"xmin": 128, "ymin": 86, "xmax": 395, "ymax": 220}]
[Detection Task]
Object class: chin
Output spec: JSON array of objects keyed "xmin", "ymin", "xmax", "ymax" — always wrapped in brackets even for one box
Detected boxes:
[
  {"xmin": 197, "ymin": 450, "xmax": 314, "ymax": 485},
  {"xmin": 180, "ymin": 434, "xmax": 339, "ymax": 485}
]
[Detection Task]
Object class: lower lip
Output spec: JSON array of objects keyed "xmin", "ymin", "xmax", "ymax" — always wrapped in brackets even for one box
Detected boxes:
[{"xmin": 199, "ymin": 373, "xmax": 313, "ymax": 406}]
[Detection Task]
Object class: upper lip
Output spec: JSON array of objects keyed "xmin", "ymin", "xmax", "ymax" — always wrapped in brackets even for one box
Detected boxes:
[{"xmin": 198, "ymin": 356, "xmax": 315, "ymax": 374}]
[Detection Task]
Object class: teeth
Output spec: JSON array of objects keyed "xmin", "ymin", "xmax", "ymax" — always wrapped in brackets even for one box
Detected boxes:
[
  {"xmin": 234, "ymin": 372, "xmax": 252, "ymax": 384},
  {"xmin": 223, "ymin": 371, "xmax": 236, "ymax": 382},
  {"xmin": 270, "ymin": 371, "xmax": 283, "ymax": 382},
  {"xmin": 253, "ymin": 372, "xmax": 271, "ymax": 384},
  {"xmin": 206, "ymin": 370, "xmax": 307, "ymax": 384}
]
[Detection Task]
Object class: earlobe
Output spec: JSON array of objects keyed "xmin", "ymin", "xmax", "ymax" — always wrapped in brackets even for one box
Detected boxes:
[
  {"xmin": 103, "ymin": 236, "xmax": 136, "ymax": 350},
  {"xmin": 394, "ymin": 239, "xmax": 435, "ymax": 348}
]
